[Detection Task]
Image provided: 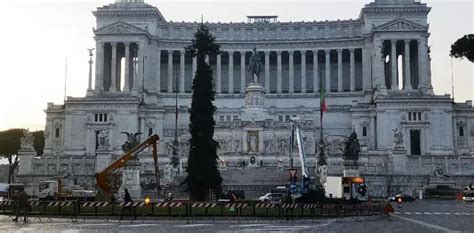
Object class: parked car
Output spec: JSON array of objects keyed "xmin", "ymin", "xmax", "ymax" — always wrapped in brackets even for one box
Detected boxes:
[
  {"xmin": 259, "ymin": 192, "xmax": 284, "ymax": 203},
  {"xmin": 220, "ymin": 191, "xmax": 245, "ymax": 202},
  {"xmin": 389, "ymin": 194, "xmax": 416, "ymax": 202}
]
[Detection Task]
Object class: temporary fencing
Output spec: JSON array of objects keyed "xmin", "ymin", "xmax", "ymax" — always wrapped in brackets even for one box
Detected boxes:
[{"xmin": 0, "ymin": 200, "xmax": 386, "ymax": 220}]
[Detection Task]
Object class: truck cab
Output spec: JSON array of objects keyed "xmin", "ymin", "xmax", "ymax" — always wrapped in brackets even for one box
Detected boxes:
[{"xmin": 38, "ymin": 180, "xmax": 58, "ymax": 200}]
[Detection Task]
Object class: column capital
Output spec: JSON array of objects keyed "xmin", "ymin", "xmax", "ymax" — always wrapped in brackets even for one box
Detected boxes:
[
  {"xmin": 337, "ymin": 49, "xmax": 343, "ymax": 53},
  {"xmin": 168, "ymin": 49, "xmax": 174, "ymax": 53},
  {"xmin": 110, "ymin": 42, "xmax": 117, "ymax": 47},
  {"xmin": 179, "ymin": 49, "xmax": 185, "ymax": 53},
  {"xmin": 227, "ymin": 50, "xmax": 234, "ymax": 55},
  {"xmin": 288, "ymin": 50, "xmax": 294, "ymax": 54},
  {"xmin": 264, "ymin": 50, "xmax": 270, "ymax": 55},
  {"xmin": 124, "ymin": 42, "xmax": 130, "ymax": 47},
  {"xmin": 349, "ymin": 48, "xmax": 355, "ymax": 53},
  {"xmin": 324, "ymin": 49, "xmax": 331, "ymax": 53},
  {"xmin": 312, "ymin": 49, "xmax": 319, "ymax": 54},
  {"xmin": 404, "ymin": 39, "xmax": 412, "ymax": 44},
  {"xmin": 240, "ymin": 50, "xmax": 247, "ymax": 55},
  {"xmin": 390, "ymin": 39, "xmax": 398, "ymax": 44},
  {"xmin": 276, "ymin": 51, "xmax": 282, "ymax": 55},
  {"xmin": 417, "ymin": 37, "xmax": 427, "ymax": 44}
]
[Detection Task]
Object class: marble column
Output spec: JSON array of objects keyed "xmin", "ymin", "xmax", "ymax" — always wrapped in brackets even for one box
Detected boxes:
[
  {"xmin": 277, "ymin": 51, "xmax": 282, "ymax": 94},
  {"xmin": 87, "ymin": 50, "xmax": 94, "ymax": 95},
  {"xmin": 361, "ymin": 47, "xmax": 369, "ymax": 90},
  {"xmin": 350, "ymin": 48, "xmax": 355, "ymax": 92},
  {"xmin": 289, "ymin": 51, "xmax": 294, "ymax": 93},
  {"xmin": 156, "ymin": 49, "xmax": 161, "ymax": 93},
  {"xmin": 404, "ymin": 40, "xmax": 412, "ymax": 90},
  {"xmin": 240, "ymin": 51, "xmax": 246, "ymax": 93},
  {"xmin": 228, "ymin": 51, "xmax": 234, "ymax": 93},
  {"xmin": 391, "ymin": 40, "xmax": 398, "ymax": 90},
  {"xmin": 180, "ymin": 50, "xmax": 185, "ymax": 93},
  {"xmin": 123, "ymin": 43, "xmax": 131, "ymax": 92},
  {"xmin": 216, "ymin": 53, "xmax": 222, "ymax": 93},
  {"xmin": 313, "ymin": 50, "xmax": 319, "ymax": 93},
  {"xmin": 337, "ymin": 49, "xmax": 343, "ymax": 92},
  {"xmin": 325, "ymin": 49, "xmax": 331, "ymax": 92},
  {"xmin": 94, "ymin": 42, "xmax": 104, "ymax": 91},
  {"xmin": 373, "ymin": 39, "xmax": 388, "ymax": 94},
  {"xmin": 192, "ymin": 56, "xmax": 197, "ymax": 78},
  {"xmin": 370, "ymin": 115, "xmax": 376, "ymax": 150},
  {"xmin": 418, "ymin": 37, "xmax": 428, "ymax": 90},
  {"xmin": 265, "ymin": 51, "xmax": 270, "ymax": 92},
  {"xmin": 301, "ymin": 51, "xmax": 306, "ymax": 93},
  {"xmin": 110, "ymin": 42, "xmax": 117, "ymax": 92},
  {"xmin": 136, "ymin": 43, "xmax": 145, "ymax": 92},
  {"xmin": 167, "ymin": 50, "xmax": 173, "ymax": 93}
]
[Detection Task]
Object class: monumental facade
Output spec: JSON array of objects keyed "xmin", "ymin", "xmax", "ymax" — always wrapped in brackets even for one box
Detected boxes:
[{"xmin": 18, "ymin": 0, "xmax": 474, "ymax": 197}]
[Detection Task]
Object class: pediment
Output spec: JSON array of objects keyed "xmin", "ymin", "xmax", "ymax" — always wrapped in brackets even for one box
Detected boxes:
[
  {"xmin": 373, "ymin": 19, "xmax": 427, "ymax": 32},
  {"xmin": 94, "ymin": 22, "xmax": 151, "ymax": 37}
]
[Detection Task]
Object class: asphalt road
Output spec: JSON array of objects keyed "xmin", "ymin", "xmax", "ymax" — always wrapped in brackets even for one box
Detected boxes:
[{"xmin": 0, "ymin": 200, "xmax": 471, "ymax": 233}]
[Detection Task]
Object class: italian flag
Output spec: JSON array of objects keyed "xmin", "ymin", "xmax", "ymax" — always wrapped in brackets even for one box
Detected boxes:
[{"xmin": 320, "ymin": 87, "xmax": 327, "ymax": 113}]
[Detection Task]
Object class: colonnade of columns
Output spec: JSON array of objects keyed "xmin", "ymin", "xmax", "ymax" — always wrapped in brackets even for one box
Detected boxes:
[
  {"xmin": 382, "ymin": 37, "xmax": 430, "ymax": 91},
  {"xmin": 93, "ymin": 40, "xmax": 430, "ymax": 95},
  {"xmin": 153, "ymin": 48, "xmax": 364, "ymax": 94},
  {"xmin": 94, "ymin": 42, "xmax": 140, "ymax": 93}
]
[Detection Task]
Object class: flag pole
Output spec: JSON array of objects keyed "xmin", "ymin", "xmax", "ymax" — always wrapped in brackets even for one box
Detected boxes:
[{"xmin": 173, "ymin": 71, "xmax": 179, "ymax": 156}]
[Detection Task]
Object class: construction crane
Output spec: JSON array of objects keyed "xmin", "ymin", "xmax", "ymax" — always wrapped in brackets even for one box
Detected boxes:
[
  {"xmin": 289, "ymin": 117, "xmax": 311, "ymax": 194},
  {"xmin": 96, "ymin": 134, "xmax": 160, "ymax": 195}
]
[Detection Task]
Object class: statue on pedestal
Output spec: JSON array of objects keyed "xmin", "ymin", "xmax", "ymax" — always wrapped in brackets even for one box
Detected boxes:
[
  {"xmin": 97, "ymin": 130, "xmax": 111, "ymax": 151},
  {"xmin": 20, "ymin": 129, "xmax": 34, "ymax": 150},
  {"xmin": 393, "ymin": 128, "xmax": 404, "ymax": 149},
  {"xmin": 342, "ymin": 131, "xmax": 360, "ymax": 161},
  {"xmin": 121, "ymin": 132, "xmax": 142, "ymax": 153},
  {"xmin": 247, "ymin": 48, "xmax": 263, "ymax": 83}
]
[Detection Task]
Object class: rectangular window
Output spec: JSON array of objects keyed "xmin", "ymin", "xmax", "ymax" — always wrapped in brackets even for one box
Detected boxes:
[
  {"xmin": 408, "ymin": 113, "xmax": 412, "ymax": 121},
  {"xmin": 278, "ymin": 115, "xmax": 283, "ymax": 121},
  {"xmin": 219, "ymin": 116, "xmax": 224, "ymax": 122},
  {"xmin": 362, "ymin": 127, "xmax": 367, "ymax": 137},
  {"xmin": 104, "ymin": 114, "xmax": 108, "ymax": 122},
  {"xmin": 410, "ymin": 130, "xmax": 421, "ymax": 155},
  {"xmin": 226, "ymin": 116, "xmax": 231, "ymax": 121},
  {"xmin": 417, "ymin": 112, "xmax": 421, "ymax": 121},
  {"xmin": 148, "ymin": 128, "xmax": 153, "ymax": 136},
  {"xmin": 233, "ymin": 116, "xmax": 238, "ymax": 120},
  {"xmin": 99, "ymin": 114, "xmax": 103, "ymax": 122},
  {"xmin": 459, "ymin": 127, "xmax": 464, "ymax": 137},
  {"xmin": 285, "ymin": 115, "xmax": 290, "ymax": 121},
  {"xmin": 55, "ymin": 128, "xmax": 60, "ymax": 138},
  {"xmin": 94, "ymin": 114, "xmax": 98, "ymax": 122}
]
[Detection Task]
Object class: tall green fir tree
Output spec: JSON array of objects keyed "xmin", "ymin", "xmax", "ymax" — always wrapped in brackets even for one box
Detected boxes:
[{"xmin": 183, "ymin": 24, "xmax": 222, "ymax": 201}]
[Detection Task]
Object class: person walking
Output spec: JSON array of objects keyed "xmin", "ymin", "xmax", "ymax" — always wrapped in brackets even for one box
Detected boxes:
[
  {"xmin": 12, "ymin": 189, "xmax": 29, "ymax": 222},
  {"xmin": 120, "ymin": 189, "xmax": 134, "ymax": 220}
]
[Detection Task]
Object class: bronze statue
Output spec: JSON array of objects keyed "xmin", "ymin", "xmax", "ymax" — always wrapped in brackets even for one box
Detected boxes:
[
  {"xmin": 121, "ymin": 132, "xmax": 143, "ymax": 153},
  {"xmin": 247, "ymin": 48, "xmax": 263, "ymax": 83},
  {"xmin": 342, "ymin": 131, "xmax": 360, "ymax": 161}
]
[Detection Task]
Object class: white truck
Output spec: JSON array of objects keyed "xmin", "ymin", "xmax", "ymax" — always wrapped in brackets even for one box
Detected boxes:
[
  {"xmin": 325, "ymin": 176, "xmax": 343, "ymax": 198},
  {"xmin": 38, "ymin": 180, "xmax": 94, "ymax": 201},
  {"xmin": 325, "ymin": 176, "xmax": 368, "ymax": 201}
]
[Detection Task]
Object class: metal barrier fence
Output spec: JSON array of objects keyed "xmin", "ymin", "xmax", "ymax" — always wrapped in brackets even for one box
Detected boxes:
[{"xmin": 0, "ymin": 200, "xmax": 386, "ymax": 220}]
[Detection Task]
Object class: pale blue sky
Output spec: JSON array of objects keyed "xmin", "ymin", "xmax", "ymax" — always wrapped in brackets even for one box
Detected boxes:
[{"xmin": 0, "ymin": 0, "xmax": 472, "ymax": 131}]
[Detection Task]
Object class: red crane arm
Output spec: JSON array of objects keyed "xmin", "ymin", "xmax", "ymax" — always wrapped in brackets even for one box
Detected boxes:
[{"xmin": 95, "ymin": 134, "xmax": 160, "ymax": 194}]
